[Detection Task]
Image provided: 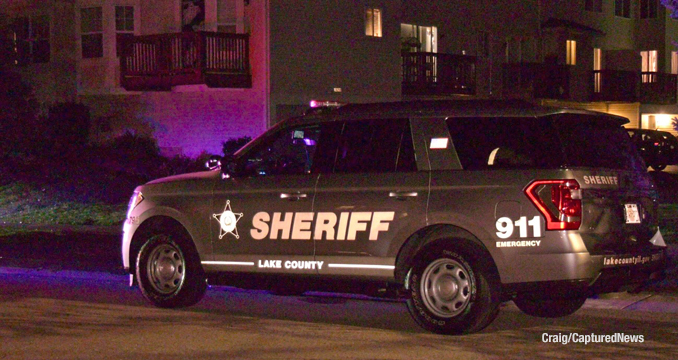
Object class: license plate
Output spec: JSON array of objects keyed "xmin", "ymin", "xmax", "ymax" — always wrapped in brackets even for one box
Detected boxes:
[{"xmin": 624, "ymin": 204, "xmax": 641, "ymax": 224}]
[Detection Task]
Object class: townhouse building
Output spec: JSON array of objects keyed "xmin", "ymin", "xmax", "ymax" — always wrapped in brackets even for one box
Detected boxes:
[{"xmin": 3, "ymin": 0, "xmax": 677, "ymax": 157}]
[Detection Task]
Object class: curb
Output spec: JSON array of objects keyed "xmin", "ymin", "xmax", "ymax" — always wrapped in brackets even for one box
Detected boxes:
[{"xmin": 0, "ymin": 223, "xmax": 122, "ymax": 236}]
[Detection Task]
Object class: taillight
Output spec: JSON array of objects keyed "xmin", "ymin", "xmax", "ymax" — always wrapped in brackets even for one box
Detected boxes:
[{"xmin": 525, "ymin": 180, "xmax": 581, "ymax": 230}]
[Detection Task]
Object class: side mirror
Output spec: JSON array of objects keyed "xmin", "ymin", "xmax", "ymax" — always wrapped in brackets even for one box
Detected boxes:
[
  {"xmin": 219, "ymin": 155, "xmax": 239, "ymax": 179},
  {"xmin": 206, "ymin": 155, "xmax": 222, "ymax": 170}
]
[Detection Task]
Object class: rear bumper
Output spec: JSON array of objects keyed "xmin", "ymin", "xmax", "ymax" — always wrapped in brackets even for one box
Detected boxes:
[{"xmin": 503, "ymin": 245, "xmax": 667, "ymax": 298}]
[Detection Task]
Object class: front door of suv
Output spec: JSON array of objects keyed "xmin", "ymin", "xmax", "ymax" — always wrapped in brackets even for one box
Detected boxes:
[
  {"xmin": 313, "ymin": 118, "xmax": 429, "ymax": 278},
  {"xmin": 208, "ymin": 123, "xmax": 321, "ymax": 274}
]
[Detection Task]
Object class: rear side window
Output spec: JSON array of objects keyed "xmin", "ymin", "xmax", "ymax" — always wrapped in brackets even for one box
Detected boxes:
[
  {"xmin": 447, "ymin": 117, "xmax": 562, "ymax": 170},
  {"xmin": 447, "ymin": 114, "xmax": 645, "ymax": 171},
  {"xmin": 334, "ymin": 118, "xmax": 417, "ymax": 173},
  {"xmin": 550, "ymin": 113, "xmax": 645, "ymax": 171}
]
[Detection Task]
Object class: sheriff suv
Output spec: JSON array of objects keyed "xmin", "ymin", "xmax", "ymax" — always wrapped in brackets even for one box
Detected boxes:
[{"xmin": 122, "ymin": 100, "xmax": 666, "ymax": 335}]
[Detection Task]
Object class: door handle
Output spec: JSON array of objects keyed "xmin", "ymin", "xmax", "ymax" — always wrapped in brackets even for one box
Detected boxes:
[
  {"xmin": 389, "ymin": 191, "xmax": 418, "ymax": 200},
  {"xmin": 280, "ymin": 193, "xmax": 308, "ymax": 201}
]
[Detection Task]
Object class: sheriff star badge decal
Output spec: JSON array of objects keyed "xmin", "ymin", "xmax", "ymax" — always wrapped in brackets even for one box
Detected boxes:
[{"xmin": 212, "ymin": 200, "xmax": 243, "ymax": 239}]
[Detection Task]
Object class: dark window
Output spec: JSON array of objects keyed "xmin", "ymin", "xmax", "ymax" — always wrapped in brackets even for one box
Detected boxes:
[
  {"xmin": 447, "ymin": 115, "xmax": 643, "ymax": 171},
  {"xmin": 115, "ymin": 6, "xmax": 134, "ymax": 57},
  {"xmin": 334, "ymin": 119, "xmax": 417, "ymax": 173},
  {"xmin": 549, "ymin": 114, "xmax": 645, "ymax": 171},
  {"xmin": 640, "ymin": 0, "xmax": 658, "ymax": 19},
  {"xmin": 241, "ymin": 124, "xmax": 322, "ymax": 176},
  {"xmin": 615, "ymin": 0, "xmax": 631, "ymax": 18},
  {"xmin": 585, "ymin": 0, "xmax": 602, "ymax": 12},
  {"xmin": 81, "ymin": 7, "xmax": 103, "ymax": 58},
  {"xmin": 447, "ymin": 117, "xmax": 562, "ymax": 170},
  {"xmin": 11, "ymin": 15, "xmax": 50, "ymax": 65}
]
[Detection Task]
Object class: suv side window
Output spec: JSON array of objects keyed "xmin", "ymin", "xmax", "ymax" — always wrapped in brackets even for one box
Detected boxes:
[
  {"xmin": 447, "ymin": 117, "xmax": 561, "ymax": 170},
  {"xmin": 333, "ymin": 118, "xmax": 417, "ymax": 173},
  {"xmin": 241, "ymin": 124, "xmax": 321, "ymax": 176}
]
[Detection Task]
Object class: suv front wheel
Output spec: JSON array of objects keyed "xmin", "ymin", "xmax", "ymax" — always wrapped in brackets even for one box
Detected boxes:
[
  {"xmin": 136, "ymin": 234, "xmax": 207, "ymax": 308},
  {"xmin": 405, "ymin": 245, "xmax": 500, "ymax": 335}
]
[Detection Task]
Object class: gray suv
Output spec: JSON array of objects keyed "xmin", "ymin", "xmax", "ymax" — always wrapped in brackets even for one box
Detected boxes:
[{"xmin": 122, "ymin": 100, "xmax": 666, "ymax": 335}]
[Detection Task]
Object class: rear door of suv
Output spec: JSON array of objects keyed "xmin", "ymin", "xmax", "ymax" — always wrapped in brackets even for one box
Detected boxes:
[{"xmin": 312, "ymin": 118, "xmax": 429, "ymax": 278}]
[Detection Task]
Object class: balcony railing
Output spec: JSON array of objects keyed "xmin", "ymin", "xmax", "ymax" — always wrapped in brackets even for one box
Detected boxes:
[
  {"xmin": 640, "ymin": 72, "xmax": 677, "ymax": 104},
  {"xmin": 502, "ymin": 63, "xmax": 570, "ymax": 100},
  {"xmin": 591, "ymin": 70, "xmax": 677, "ymax": 104},
  {"xmin": 402, "ymin": 52, "xmax": 476, "ymax": 96},
  {"xmin": 590, "ymin": 70, "xmax": 638, "ymax": 102},
  {"xmin": 120, "ymin": 31, "xmax": 251, "ymax": 91}
]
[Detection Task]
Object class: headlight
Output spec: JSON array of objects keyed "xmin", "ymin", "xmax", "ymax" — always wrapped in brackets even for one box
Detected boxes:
[{"xmin": 126, "ymin": 191, "xmax": 144, "ymax": 218}]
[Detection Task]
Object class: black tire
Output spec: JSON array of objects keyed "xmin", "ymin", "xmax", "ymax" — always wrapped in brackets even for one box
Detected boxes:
[
  {"xmin": 136, "ymin": 234, "xmax": 207, "ymax": 308},
  {"xmin": 405, "ymin": 246, "xmax": 501, "ymax": 335},
  {"xmin": 513, "ymin": 295, "xmax": 586, "ymax": 318}
]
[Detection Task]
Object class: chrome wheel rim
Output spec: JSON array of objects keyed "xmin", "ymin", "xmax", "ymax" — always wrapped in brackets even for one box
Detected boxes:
[
  {"xmin": 420, "ymin": 258, "xmax": 472, "ymax": 318},
  {"xmin": 147, "ymin": 243, "xmax": 185, "ymax": 295}
]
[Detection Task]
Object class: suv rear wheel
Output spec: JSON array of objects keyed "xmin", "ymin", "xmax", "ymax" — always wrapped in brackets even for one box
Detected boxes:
[
  {"xmin": 405, "ymin": 245, "xmax": 500, "ymax": 335},
  {"xmin": 136, "ymin": 233, "xmax": 207, "ymax": 308}
]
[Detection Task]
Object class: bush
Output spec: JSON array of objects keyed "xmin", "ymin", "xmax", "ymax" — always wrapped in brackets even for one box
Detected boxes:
[
  {"xmin": 222, "ymin": 136, "xmax": 252, "ymax": 156},
  {"xmin": 0, "ymin": 69, "xmax": 38, "ymax": 158},
  {"xmin": 45, "ymin": 102, "xmax": 91, "ymax": 154},
  {"xmin": 159, "ymin": 152, "xmax": 212, "ymax": 177}
]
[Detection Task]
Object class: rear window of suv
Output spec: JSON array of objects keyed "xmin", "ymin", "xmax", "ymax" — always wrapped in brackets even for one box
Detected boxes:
[{"xmin": 446, "ymin": 113, "xmax": 645, "ymax": 171}]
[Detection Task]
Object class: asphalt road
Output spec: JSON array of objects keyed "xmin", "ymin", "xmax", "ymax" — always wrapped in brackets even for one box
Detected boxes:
[
  {"xmin": 1, "ymin": 267, "xmax": 678, "ymax": 360},
  {"xmin": 0, "ymin": 227, "xmax": 677, "ymax": 359}
]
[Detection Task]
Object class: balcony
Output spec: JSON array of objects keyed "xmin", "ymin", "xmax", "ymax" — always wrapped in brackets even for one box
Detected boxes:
[
  {"xmin": 502, "ymin": 63, "xmax": 570, "ymax": 100},
  {"xmin": 640, "ymin": 72, "xmax": 677, "ymax": 104},
  {"xmin": 591, "ymin": 70, "xmax": 676, "ymax": 104},
  {"xmin": 120, "ymin": 31, "xmax": 251, "ymax": 91},
  {"xmin": 402, "ymin": 52, "xmax": 476, "ymax": 96}
]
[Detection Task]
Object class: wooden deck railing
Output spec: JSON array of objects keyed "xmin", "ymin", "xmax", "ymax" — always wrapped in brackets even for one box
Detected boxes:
[
  {"xmin": 591, "ymin": 70, "xmax": 677, "ymax": 104},
  {"xmin": 120, "ymin": 31, "xmax": 251, "ymax": 90},
  {"xmin": 502, "ymin": 63, "xmax": 570, "ymax": 100},
  {"xmin": 402, "ymin": 52, "xmax": 476, "ymax": 96}
]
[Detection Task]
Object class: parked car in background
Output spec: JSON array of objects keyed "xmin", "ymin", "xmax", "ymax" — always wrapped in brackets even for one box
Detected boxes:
[{"xmin": 627, "ymin": 129, "xmax": 678, "ymax": 171}]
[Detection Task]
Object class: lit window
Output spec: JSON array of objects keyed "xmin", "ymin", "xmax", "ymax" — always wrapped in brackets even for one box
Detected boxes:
[
  {"xmin": 115, "ymin": 6, "xmax": 134, "ymax": 57},
  {"xmin": 566, "ymin": 40, "xmax": 576, "ymax": 65},
  {"xmin": 671, "ymin": 51, "xmax": 678, "ymax": 75},
  {"xmin": 641, "ymin": 50, "xmax": 658, "ymax": 83},
  {"xmin": 365, "ymin": 7, "xmax": 382, "ymax": 37},
  {"xmin": 81, "ymin": 7, "xmax": 103, "ymax": 58},
  {"xmin": 400, "ymin": 23, "xmax": 437, "ymax": 53},
  {"xmin": 640, "ymin": 0, "xmax": 658, "ymax": 19},
  {"xmin": 593, "ymin": 48, "xmax": 602, "ymax": 93},
  {"xmin": 615, "ymin": 0, "xmax": 631, "ymax": 18},
  {"xmin": 585, "ymin": 0, "xmax": 602, "ymax": 12},
  {"xmin": 11, "ymin": 15, "xmax": 50, "ymax": 65}
]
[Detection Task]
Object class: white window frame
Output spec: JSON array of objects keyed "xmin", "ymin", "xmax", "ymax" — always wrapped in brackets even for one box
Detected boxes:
[
  {"xmin": 80, "ymin": 6, "xmax": 104, "ymax": 59},
  {"xmin": 115, "ymin": 5, "xmax": 135, "ymax": 57}
]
